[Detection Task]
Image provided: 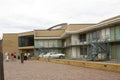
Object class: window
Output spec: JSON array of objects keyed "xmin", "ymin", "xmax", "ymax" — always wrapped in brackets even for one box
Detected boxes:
[
  {"xmin": 80, "ymin": 46, "xmax": 87, "ymax": 55},
  {"xmin": 79, "ymin": 34, "xmax": 86, "ymax": 42},
  {"xmin": 18, "ymin": 35, "xmax": 34, "ymax": 47},
  {"xmin": 92, "ymin": 31, "xmax": 100, "ymax": 40}
]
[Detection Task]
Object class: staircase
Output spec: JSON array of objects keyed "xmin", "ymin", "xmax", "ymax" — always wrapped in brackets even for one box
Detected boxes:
[{"xmin": 86, "ymin": 39, "xmax": 110, "ymax": 61}]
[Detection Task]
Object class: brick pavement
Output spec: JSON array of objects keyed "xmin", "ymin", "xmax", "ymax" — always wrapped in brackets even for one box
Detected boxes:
[{"xmin": 4, "ymin": 60, "xmax": 120, "ymax": 80}]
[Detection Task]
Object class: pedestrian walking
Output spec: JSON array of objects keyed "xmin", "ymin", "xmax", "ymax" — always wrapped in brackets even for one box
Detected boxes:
[
  {"xmin": 13, "ymin": 52, "xmax": 17, "ymax": 61},
  {"xmin": 17, "ymin": 52, "xmax": 20, "ymax": 60},
  {"xmin": 5, "ymin": 52, "xmax": 9, "ymax": 62},
  {"xmin": 21, "ymin": 53, "xmax": 24, "ymax": 63},
  {"xmin": 27, "ymin": 52, "xmax": 30, "ymax": 60},
  {"xmin": 10, "ymin": 52, "xmax": 14, "ymax": 61},
  {"xmin": 24, "ymin": 52, "xmax": 27, "ymax": 60}
]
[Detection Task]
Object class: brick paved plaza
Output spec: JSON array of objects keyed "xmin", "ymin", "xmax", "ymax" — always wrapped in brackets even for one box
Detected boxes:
[{"xmin": 4, "ymin": 60, "xmax": 120, "ymax": 80}]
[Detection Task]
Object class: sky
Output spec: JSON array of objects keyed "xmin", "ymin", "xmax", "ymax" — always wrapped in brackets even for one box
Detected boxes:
[{"xmin": 0, "ymin": 0, "xmax": 120, "ymax": 39}]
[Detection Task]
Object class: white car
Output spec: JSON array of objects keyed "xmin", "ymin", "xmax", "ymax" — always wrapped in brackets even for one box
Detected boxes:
[
  {"xmin": 42, "ymin": 52, "xmax": 65, "ymax": 59},
  {"xmin": 39, "ymin": 53, "xmax": 44, "ymax": 58}
]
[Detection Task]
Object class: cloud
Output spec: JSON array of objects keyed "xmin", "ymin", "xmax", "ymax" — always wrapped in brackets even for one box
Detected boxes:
[{"xmin": 0, "ymin": 0, "xmax": 120, "ymax": 39}]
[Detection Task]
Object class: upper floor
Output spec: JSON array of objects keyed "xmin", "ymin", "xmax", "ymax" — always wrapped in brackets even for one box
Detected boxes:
[{"xmin": 2, "ymin": 15, "xmax": 120, "ymax": 50}]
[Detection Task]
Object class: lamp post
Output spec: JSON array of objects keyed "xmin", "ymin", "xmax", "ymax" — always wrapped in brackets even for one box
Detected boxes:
[{"xmin": 0, "ymin": 52, "xmax": 4, "ymax": 80}]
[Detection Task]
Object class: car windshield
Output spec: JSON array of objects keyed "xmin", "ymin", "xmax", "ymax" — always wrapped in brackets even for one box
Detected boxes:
[
  {"xmin": 50, "ymin": 52, "xmax": 57, "ymax": 54},
  {"xmin": 46, "ymin": 53, "xmax": 51, "ymax": 55}
]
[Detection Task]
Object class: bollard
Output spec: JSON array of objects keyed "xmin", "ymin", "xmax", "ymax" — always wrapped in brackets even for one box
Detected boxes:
[
  {"xmin": 21, "ymin": 53, "xmax": 24, "ymax": 63},
  {"xmin": 0, "ymin": 52, "xmax": 4, "ymax": 80}
]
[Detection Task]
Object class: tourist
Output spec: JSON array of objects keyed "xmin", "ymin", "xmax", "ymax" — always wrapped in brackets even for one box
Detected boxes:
[
  {"xmin": 5, "ymin": 52, "xmax": 9, "ymax": 62},
  {"xmin": 17, "ymin": 52, "xmax": 20, "ymax": 60},
  {"xmin": 11, "ymin": 52, "xmax": 14, "ymax": 61},
  {"xmin": 27, "ymin": 52, "xmax": 30, "ymax": 60}
]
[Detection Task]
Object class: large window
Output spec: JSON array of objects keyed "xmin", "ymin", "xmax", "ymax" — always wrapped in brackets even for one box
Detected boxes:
[
  {"xmin": 79, "ymin": 33, "xmax": 86, "ymax": 42},
  {"xmin": 35, "ymin": 40, "xmax": 62, "ymax": 48},
  {"xmin": 18, "ymin": 35, "xmax": 34, "ymax": 47}
]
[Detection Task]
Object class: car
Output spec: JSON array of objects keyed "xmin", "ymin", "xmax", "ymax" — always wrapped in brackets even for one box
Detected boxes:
[
  {"xmin": 39, "ymin": 53, "xmax": 44, "ymax": 58},
  {"xmin": 40, "ymin": 52, "xmax": 65, "ymax": 59}
]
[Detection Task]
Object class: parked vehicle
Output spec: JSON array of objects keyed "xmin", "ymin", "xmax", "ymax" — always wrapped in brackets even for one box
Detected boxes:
[
  {"xmin": 39, "ymin": 53, "xmax": 44, "ymax": 58},
  {"xmin": 39, "ymin": 52, "xmax": 65, "ymax": 59}
]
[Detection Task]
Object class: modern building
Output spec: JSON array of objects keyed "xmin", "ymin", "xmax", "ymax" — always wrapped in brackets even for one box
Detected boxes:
[{"xmin": 2, "ymin": 15, "xmax": 120, "ymax": 61}]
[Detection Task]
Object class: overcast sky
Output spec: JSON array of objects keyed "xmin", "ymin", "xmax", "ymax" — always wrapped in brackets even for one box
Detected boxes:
[{"xmin": 0, "ymin": 0, "xmax": 120, "ymax": 39}]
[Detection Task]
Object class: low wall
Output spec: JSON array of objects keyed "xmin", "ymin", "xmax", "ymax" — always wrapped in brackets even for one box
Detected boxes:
[
  {"xmin": 85, "ymin": 62, "xmax": 120, "ymax": 72},
  {"xmin": 49, "ymin": 59, "xmax": 69, "ymax": 65},
  {"xmin": 39, "ymin": 58, "xmax": 49, "ymax": 61},
  {"xmin": 31, "ymin": 57, "xmax": 39, "ymax": 60},
  {"xmin": 34, "ymin": 58, "xmax": 120, "ymax": 72}
]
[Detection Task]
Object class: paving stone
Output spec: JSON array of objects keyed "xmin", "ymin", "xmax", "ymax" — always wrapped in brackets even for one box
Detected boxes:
[{"xmin": 4, "ymin": 60, "xmax": 120, "ymax": 80}]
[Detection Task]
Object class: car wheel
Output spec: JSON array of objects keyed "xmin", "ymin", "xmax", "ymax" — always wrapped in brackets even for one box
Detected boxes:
[{"xmin": 59, "ymin": 56, "xmax": 64, "ymax": 59}]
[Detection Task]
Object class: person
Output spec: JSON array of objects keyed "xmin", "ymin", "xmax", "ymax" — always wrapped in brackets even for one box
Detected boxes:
[
  {"xmin": 5, "ymin": 52, "xmax": 9, "ymax": 62},
  {"xmin": 11, "ymin": 52, "xmax": 14, "ymax": 61},
  {"xmin": 21, "ymin": 53, "xmax": 24, "ymax": 63},
  {"xmin": 17, "ymin": 52, "xmax": 20, "ymax": 60},
  {"xmin": 14, "ymin": 52, "xmax": 16, "ymax": 61},
  {"xmin": 24, "ymin": 52, "xmax": 27, "ymax": 60},
  {"xmin": 6, "ymin": 53, "xmax": 10, "ymax": 62},
  {"xmin": 27, "ymin": 52, "xmax": 30, "ymax": 60}
]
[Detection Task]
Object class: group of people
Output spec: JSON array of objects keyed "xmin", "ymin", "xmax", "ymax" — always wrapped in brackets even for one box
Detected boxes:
[
  {"xmin": 5, "ymin": 52, "xmax": 31, "ymax": 62},
  {"xmin": 5, "ymin": 52, "xmax": 17, "ymax": 62},
  {"xmin": 19, "ymin": 52, "xmax": 31, "ymax": 60}
]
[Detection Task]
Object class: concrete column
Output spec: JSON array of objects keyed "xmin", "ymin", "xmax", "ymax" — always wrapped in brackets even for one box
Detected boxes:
[{"xmin": 0, "ymin": 52, "xmax": 4, "ymax": 80}]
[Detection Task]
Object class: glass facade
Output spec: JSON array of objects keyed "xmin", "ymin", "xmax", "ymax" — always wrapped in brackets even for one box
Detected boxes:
[{"xmin": 18, "ymin": 35, "xmax": 34, "ymax": 47}]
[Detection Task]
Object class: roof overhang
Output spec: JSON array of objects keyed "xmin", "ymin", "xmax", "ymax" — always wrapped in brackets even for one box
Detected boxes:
[
  {"xmin": 18, "ymin": 46, "xmax": 34, "ymax": 49},
  {"xmin": 65, "ymin": 17, "xmax": 120, "ymax": 34},
  {"xmin": 34, "ymin": 37, "xmax": 61, "ymax": 39}
]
